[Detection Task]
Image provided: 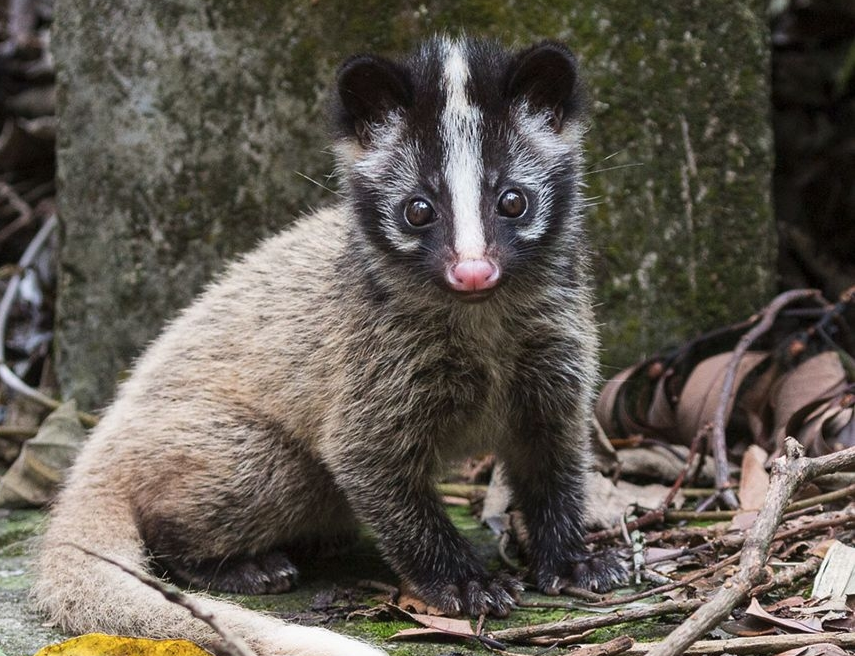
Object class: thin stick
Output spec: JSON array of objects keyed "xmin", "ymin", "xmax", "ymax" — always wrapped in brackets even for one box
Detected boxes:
[
  {"xmin": 774, "ymin": 505, "xmax": 855, "ymax": 542},
  {"xmin": 488, "ymin": 599, "xmax": 703, "ymax": 643},
  {"xmin": 596, "ymin": 509, "xmax": 846, "ymax": 608},
  {"xmin": 645, "ymin": 441, "xmax": 855, "ymax": 656},
  {"xmin": 0, "ymin": 425, "xmax": 38, "ymax": 441},
  {"xmin": 565, "ymin": 636, "xmax": 634, "ymax": 656},
  {"xmin": 750, "ymin": 556, "xmax": 821, "ymax": 597},
  {"xmin": 710, "ymin": 289, "xmax": 822, "ymax": 509},
  {"xmin": 783, "ymin": 482, "xmax": 855, "ymax": 512},
  {"xmin": 507, "ymin": 550, "xmax": 823, "ymax": 644},
  {"xmin": 626, "ymin": 632, "xmax": 855, "ymax": 655},
  {"xmin": 69, "ymin": 544, "xmax": 257, "ymax": 656},
  {"xmin": 662, "ymin": 509, "xmax": 736, "ymax": 521}
]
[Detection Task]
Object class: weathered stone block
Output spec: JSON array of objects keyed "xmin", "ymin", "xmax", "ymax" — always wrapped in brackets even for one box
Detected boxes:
[{"xmin": 53, "ymin": 1, "xmax": 774, "ymax": 409}]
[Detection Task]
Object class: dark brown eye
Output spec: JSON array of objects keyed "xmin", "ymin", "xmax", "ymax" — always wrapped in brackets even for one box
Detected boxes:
[
  {"xmin": 498, "ymin": 189, "xmax": 527, "ymax": 219},
  {"xmin": 404, "ymin": 198, "xmax": 435, "ymax": 227}
]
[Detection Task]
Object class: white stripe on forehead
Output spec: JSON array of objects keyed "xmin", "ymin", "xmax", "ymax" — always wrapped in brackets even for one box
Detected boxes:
[{"xmin": 441, "ymin": 40, "xmax": 486, "ymax": 260}]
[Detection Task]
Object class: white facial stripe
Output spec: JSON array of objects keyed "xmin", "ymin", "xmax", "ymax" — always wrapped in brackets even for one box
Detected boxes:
[
  {"xmin": 441, "ymin": 40, "xmax": 485, "ymax": 260},
  {"xmin": 507, "ymin": 129, "xmax": 551, "ymax": 243},
  {"xmin": 509, "ymin": 105, "xmax": 583, "ymax": 243},
  {"xmin": 350, "ymin": 114, "xmax": 421, "ymax": 253}
]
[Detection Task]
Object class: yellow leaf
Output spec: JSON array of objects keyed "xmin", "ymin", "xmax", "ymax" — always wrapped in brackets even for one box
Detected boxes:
[{"xmin": 34, "ymin": 634, "xmax": 213, "ymax": 656}]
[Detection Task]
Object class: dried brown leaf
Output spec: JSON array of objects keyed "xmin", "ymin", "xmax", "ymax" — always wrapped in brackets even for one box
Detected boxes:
[
  {"xmin": 745, "ymin": 597, "xmax": 824, "ymax": 633},
  {"xmin": 585, "ymin": 471, "xmax": 683, "ymax": 528},
  {"xmin": 718, "ymin": 616, "xmax": 777, "ymax": 637},
  {"xmin": 387, "ymin": 605, "xmax": 475, "ymax": 642},
  {"xmin": 765, "ymin": 595, "xmax": 808, "ymax": 613},
  {"xmin": 395, "ymin": 591, "xmax": 444, "ymax": 616},
  {"xmin": 595, "ymin": 366, "xmax": 636, "ymax": 438},
  {"xmin": 790, "ymin": 390, "xmax": 855, "ymax": 458},
  {"xmin": 738, "ymin": 445, "xmax": 770, "ymax": 510},
  {"xmin": 646, "ymin": 375, "xmax": 677, "ymax": 435},
  {"xmin": 822, "ymin": 614, "xmax": 855, "ymax": 631},
  {"xmin": 675, "ymin": 351, "xmax": 769, "ymax": 447},
  {"xmin": 0, "ymin": 401, "xmax": 86, "ymax": 508},
  {"xmin": 770, "ymin": 352, "xmax": 848, "ymax": 457},
  {"xmin": 595, "ymin": 362, "xmax": 653, "ymax": 439},
  {"xmin": 729, "ymin": 510, "xmax": 758, "ymax": 532}
]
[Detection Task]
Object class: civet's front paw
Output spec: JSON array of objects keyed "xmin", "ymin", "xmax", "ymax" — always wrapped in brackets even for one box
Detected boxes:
[
  {"xmin": 413, "ymin": 570, "xmax": 523, "ymax": 617},
  {"xmin": 168, "ymin": 550, "xmax": 299, "ymax": 595},
  {"xmin": 538, "ymin": 550, "xmax": 627, "ymax": 595}
]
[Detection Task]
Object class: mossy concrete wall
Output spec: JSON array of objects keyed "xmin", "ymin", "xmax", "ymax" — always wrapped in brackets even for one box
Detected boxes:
[{"xmin": 53, "ymin": 1, "xmax": 774, "ymax": 409}]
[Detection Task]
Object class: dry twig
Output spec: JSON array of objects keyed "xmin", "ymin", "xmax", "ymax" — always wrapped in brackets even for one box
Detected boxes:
[
  {"xmin": 774, "ymin": 505, "xmax": 855, "ymax": 542},
  {"xmin": 69, "ymin": 544, "xmax": 257, "ymax": 656},
  {"xmin": 592, "ymin": 554, "xmax": 739, "ymax": 607},
  {"xmin": 626, "ymin": 632, "xmax": 855, "ymax": 655},
  {"xmin": 569, "ymin": 636, "xmax": 635, "ymax": 656},
  {"xmin": 784, "ymin": 482, "xmax": 855, "ymax": 512},
  {"xmin": 0, "ymin": 215, "xmax": 98, "ymax": 427},
  {"xmin": 0, "ymin": 425, "xmax": 37, "ymax": 441},
  {"xmin": 710, "ymin": 289, "xmax": 822, "ymax": 509},
  {"xmin": 750, "ymin": 555, "xmax": 821, "ymax": 597},
  {"xmin": 488, "ymin": 599, "xmax": 703, "ymax": 644}
]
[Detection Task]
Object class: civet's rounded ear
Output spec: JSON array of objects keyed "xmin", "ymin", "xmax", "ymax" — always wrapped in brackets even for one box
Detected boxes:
[
  {"xmin": 336, "ymin": 55, "xmax": 413, "ymax": 146},
  {"xmin": 505, "ymin": 42, "xmax": 583, "ymax": 132}
]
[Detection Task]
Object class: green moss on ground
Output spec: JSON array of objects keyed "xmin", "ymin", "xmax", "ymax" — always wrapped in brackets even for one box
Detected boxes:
[{"xmin": 0, "ymin": 511, "xmax": 43, "ymax": 555}]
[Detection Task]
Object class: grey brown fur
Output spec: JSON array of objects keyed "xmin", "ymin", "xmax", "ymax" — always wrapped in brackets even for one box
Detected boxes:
[{"xmin": 33, "ymin": 36, "xmax": 625, "ymax": 656}]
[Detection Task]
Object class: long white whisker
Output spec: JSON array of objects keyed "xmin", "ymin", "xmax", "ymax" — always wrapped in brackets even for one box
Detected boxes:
[{"xmin": 294, "ymin": 171, "xmax": 343, "ymax": 197}]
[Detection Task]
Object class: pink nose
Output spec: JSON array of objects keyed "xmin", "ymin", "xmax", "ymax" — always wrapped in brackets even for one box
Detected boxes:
[{"xmin": 446, "ymin": 259, "xmax": 501, "ymax": 292}]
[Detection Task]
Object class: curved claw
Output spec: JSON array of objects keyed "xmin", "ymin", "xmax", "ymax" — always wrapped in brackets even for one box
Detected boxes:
[{"xmin": 539, "ymin": 550, "xmax": 628, "ymax": 595}]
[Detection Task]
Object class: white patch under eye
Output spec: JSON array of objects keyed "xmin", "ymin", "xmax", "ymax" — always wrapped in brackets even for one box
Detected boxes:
[
  {"xmin": 507, "ymin": 104, "xmax": 584, "ymax": 243},
  {"xmin": 516, "ymin": 207, "xmax": 550, "ymax": 242},
  {"xmin": 441, "ymin": 40, "xmax": 485, "ymax": 260}
]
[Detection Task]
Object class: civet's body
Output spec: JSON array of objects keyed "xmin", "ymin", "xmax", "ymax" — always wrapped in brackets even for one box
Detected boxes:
[{"xmin": 33, "ymin": 37, "xmax": 624, "ymax": 656}]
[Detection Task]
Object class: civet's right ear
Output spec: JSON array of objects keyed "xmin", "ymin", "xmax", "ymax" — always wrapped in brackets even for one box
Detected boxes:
[{"xmin": 336, "ymin": 55, "xmax": 413, "ymax": 146}]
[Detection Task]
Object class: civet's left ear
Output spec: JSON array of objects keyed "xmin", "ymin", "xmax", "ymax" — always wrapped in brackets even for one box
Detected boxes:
[{"xmin": 505, "ymin": 42, "xmax": 584, "ymax": 132}]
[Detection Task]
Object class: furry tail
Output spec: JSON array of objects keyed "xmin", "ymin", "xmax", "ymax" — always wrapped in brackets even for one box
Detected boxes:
[{"xmin": 31, "ymin": 486, "xmax": 385, "ymax": 656}]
